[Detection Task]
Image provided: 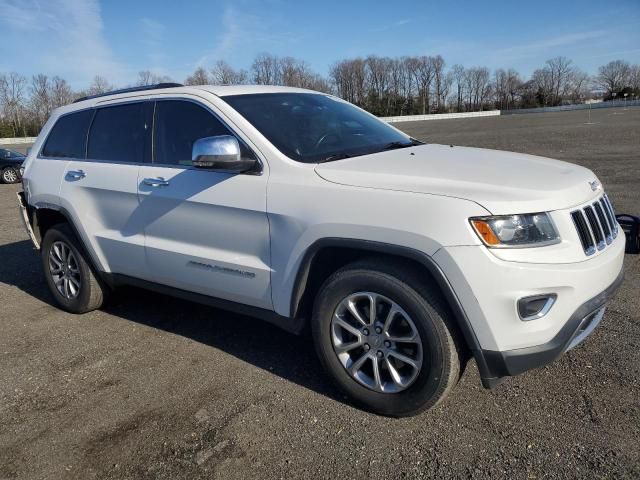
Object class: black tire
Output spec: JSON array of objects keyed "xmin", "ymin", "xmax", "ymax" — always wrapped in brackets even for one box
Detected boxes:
[
  {"xmin": 311, "ymin": 258, "xmax": 464, "ymax": 417},
  {"xmin": 41, "ymin": 224, "xmax": 107, "ymax": 313},
  {"xmin": 1, "ymin": 167, "xmax": 19, "ymax": 184}
]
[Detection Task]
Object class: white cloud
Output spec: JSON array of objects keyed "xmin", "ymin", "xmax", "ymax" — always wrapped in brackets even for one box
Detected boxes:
[
  {"xmin": 140, "ymin": 17, "xmax": 165, "ymax": 48},
  {"xmin": 139, "ymin": 17, "xmax": 170, "ymax": 75},
  {"xmin": 196, "ymin": 7, "xmax": 243, "ymax": 67},
  {"xmin": 371, "ymin": 18, "xmax": 412, "ymax": 32},
  {"xmin": 194, "ymin": 6, "xmax": 303, "ymax": 70},
  {"xmin": 0, "ymin": 0, "xmax": 128, "ymax": 86},
  {"xmin": 496, "ymin": 30, "xmax": 608, "ymax": 60}
]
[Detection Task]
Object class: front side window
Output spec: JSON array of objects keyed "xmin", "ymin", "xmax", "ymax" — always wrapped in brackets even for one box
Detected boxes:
[
  {"xmin": 222, "ymin": 93, "xmax": 413, "ymax": 163},
  {"xmin": 87, "ymin": 103, "xmax": 149, "ymax": 163},
  {"xmin": 153, "ymin": 100, "xmax": 253, "ymax": 167},
  {"xmin": 41, "ymin": 110, "xmax": 93, "ymax": 159}
]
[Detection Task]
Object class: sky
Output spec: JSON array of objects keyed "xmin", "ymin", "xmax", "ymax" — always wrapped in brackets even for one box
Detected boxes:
[{"xmin": 1, "ymin": 0, "xmax": 639, "ymax": 89}]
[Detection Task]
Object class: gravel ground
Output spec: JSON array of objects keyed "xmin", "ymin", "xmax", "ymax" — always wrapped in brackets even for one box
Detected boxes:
[{"xmin": 1, "ymin": 107, "xmax": 639, "ymax": 479}]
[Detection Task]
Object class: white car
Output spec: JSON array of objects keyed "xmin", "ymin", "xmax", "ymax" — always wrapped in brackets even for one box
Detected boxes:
[{"xmin": 18, "ymin": 84, "xmax": 624, "ymax": 416}]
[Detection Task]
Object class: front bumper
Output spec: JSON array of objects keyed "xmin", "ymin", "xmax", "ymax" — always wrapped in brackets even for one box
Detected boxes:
[
  {"xmin": 480, "ymin": 269, "xmax": 623, "ymax": 386},
  {"xmin": 434, "ymin": 231, "xmax": 625, "ymax": 388}
]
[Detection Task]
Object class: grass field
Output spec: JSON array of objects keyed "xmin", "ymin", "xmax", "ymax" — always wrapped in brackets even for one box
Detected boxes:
[{"xmin": 0, "ymin": 107, "xmax": 638, "ymax": 479}]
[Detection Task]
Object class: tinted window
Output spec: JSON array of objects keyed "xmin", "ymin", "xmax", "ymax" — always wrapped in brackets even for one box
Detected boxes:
[
  {"xmin": 0, "ymin": 148, "xmax": 21, "ymax": 159},
  {"xmin": 88, "ymin": 103, "xmax": 148, "ymax": 163},
  {"xmin": 154, "ymin": 100, "xmax": 249, "ymax": 166},
  {"xmin": 223, "ymin": 93, "xmax": 412, "ymax": 163},
  {"xmin": 42, "ymin": 110, "xmax": 93, "ymax": 159}
]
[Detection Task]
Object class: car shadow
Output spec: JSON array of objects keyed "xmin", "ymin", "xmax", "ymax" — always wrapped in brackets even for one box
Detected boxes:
[{"xmin": 0, "ymin": 239, "xmax": 346, "ymax": 406}]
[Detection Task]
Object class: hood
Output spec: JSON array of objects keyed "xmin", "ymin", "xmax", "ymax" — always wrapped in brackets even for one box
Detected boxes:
[{"xmin": 314, "ymin": 144, "xmax": 600, "ymax": 214}]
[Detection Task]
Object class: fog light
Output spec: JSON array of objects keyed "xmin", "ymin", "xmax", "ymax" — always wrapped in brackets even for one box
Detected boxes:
[{"xmin": 518, "ymin": 294, "xmax": 557, "ymax": 321}]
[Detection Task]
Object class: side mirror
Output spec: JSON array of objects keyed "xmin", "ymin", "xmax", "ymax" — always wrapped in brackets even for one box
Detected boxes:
[{"xmin": 192, "ymin": 135, "xmax": 256, "ymax": 173}]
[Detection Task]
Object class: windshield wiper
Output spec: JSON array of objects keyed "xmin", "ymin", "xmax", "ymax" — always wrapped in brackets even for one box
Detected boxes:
[
  {"xmin": 383, "ymin": 138, "xmax": 424, "ymax": 151},
  {"xmin": 317, "ymin": 152, "xmax": 352, "ymax": 163}
]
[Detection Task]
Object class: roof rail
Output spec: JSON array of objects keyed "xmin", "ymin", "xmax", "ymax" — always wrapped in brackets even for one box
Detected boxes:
[{"xmin": 73, "ymin": 83, "xmax": 183, "ymax": 103}]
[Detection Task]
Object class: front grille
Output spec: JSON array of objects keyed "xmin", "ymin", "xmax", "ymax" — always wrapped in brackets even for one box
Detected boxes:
[{"xmin": 571, "ymin": 195, "xmax": 618, "ymax": 256}]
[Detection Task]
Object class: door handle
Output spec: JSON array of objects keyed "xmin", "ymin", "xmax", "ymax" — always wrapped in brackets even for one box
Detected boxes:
[
  {"xmin": 143, "ymin": 177, "xmax": 170, "ymax": 187},
  {"xmin": 67, "ymin": 169, "xmax": 86, "ymax": 179}
]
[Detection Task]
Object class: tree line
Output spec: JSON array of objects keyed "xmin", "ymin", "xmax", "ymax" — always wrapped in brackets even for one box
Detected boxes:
[{"xmin": 1, "ymin": 54, "xmax": 639, "ymax": 137}]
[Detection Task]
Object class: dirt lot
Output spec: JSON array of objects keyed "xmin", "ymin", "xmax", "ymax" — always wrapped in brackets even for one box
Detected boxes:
[{"xmin": 1, "ymin": 107, "xmax": 639, "ymax": 479}]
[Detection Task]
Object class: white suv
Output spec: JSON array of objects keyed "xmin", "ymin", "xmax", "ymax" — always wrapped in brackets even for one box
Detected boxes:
[{"xmin": 18, "ymin": 84, "xmax": 624, "ymax": 416}]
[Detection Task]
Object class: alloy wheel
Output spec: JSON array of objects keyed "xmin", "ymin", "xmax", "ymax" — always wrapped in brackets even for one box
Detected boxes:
[
  {"xmin": 3, "ymin": 169, "xmax": 17, "ymax": 183},
  {"xmin": 330, "ymin": 292, "xmax": 423, "ymax": 393},
  {"xmin": 48, "ymin": 241, "xmax": 81, "ymax": 299}
]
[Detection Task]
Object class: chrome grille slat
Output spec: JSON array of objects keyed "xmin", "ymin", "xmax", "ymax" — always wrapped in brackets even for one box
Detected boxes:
[
  {"xmin": 602, "ymin": 194, "xmax": 618, "ymax": 238},
  {"xmin": 593, "ymin": 202, "xmax": 612, "ymax": 244},
  {"xmin": 571, "ymin": 210, "xmax": 596, "ymax": 255},
  {"xmin": 599, "ymin": 198, "xmax": 615, "ymax": 233},
  {"xmin": 572, "ymin": 193, "xmax": 617, "ymax": 256},
  {"xmin": 584, "ymin": 205, "xmax": 605, "ymax": 250}
]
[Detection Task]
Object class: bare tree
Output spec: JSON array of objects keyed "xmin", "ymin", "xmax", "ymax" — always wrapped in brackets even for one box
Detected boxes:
[
  {"xmin": 0, "ymin": 72, "xmax": 28, "ymax": 137},
  {"xmin": 463, "ymin": 67, "xmax": 490, "ymax": 110},
  {"xmin": 330, "ymin": 58, "xmax": 367, "ymax": 106},
  {"xmin": 432, "ymin": 55, "xmax": 447, "ymax": 112},
  {"xmin": 596, "ymin": 60, "xmax": 631, "ymax": 96},
  {"xmin": 87, "ymin": 76, "xmax": 113, "ymax": 95},
  {"xmin": 50, "ymin": 76, "xmax": 74, "ymax": 108},
  {"xmin": 532, "ymin": 67, "xmax": 553, "ymax": 106},
  {"xmin": 388, "ymin": 58, "xmax": 407, "ymax": 114},
  {"xmin": 411, "ymin": 56, "xmax": 434, "ymax": 114},
  {"xmin": 29, "ymin": 74, "xmax": 51, "ymax": 127},
  {"xmin": 493, "ymin": 68, "xmax": 522, "ymax": 110},
  {"xmin": 210, "ymin": 61, "xmax": 248, "ymax": 85},
  {"xmin": 137, "ymin": 70, "xmax": 173, "ymax": 86},
  {"xmin": 546, "ymin": 56, "xmax": 574, "ymax": 105},
  {"xmin": 629, "ymin": 64, "xmax": 640, "ymax": 91},
  {"xmin": 184, "ymin": 67, "xmax": 210, "ymax": 86},
  {"xmin": 565, "ymin": 69, "xmax": 591, "ymax": 103},
  {"xmin": 252, "ymin": 53, "xmax": 281, "ymax": 85},
  {"xmin": 451, "ymin": 65, "xmax": 465, "ymax": 112}
]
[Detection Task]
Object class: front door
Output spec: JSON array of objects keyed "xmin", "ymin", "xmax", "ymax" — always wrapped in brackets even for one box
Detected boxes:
[{"xmin": 136, "ymin": 99, "xmax": 272, "ymax": 309}]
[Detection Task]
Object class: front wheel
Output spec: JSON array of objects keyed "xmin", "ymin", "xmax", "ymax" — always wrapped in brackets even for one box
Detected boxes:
[{"xmin": 311, "ymin": 259, "xmax": 464, "ymax": 417}]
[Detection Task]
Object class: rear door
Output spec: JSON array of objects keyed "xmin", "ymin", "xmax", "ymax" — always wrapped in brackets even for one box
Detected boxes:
[
  {"xmin": 136, "ymin": 98, "xmax": 272, "ymax": 309},
  {"xmin": 58, "ymin": 101, "xmax": 152, "ymax": 275},
  {"xmin": 26, "ymin": 110, "xmax": 92, "ymax": 211}
]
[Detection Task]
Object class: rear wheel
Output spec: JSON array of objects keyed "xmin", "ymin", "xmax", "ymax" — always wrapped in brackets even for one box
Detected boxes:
[
  {"xmin": 2, "ymin": 167, "xmax": 19, "ymax": 184},
  {"xmin": 41, "ymin": 224, "xmax": 107, "ymax": 313},
  {"xmin": 312, "ymin": 259, "xmax": 464, "ymax": 417}
]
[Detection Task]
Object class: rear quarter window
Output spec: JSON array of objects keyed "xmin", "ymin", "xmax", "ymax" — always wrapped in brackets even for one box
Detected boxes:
[{"xmin": 41, "ymin": 110, "xmax": 93, "ymax": 159}]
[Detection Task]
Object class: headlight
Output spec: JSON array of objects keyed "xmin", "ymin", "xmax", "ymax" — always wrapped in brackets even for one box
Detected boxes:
[{"xmin": 470, "ymin": 213, "xmax": 560, "ymax": 247}]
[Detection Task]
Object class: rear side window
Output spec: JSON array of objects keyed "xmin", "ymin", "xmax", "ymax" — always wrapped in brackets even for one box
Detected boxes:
[
  {"xmin": 88, "ymin": 103, "xmax": 149, "ymax": 163},
  {"xmin": 153, "ymin": 100, "xmax": 233, "ymax": 166},
  {"xmin": 41, "ymin": 110, "xmax": 93, "ymax": 159}
]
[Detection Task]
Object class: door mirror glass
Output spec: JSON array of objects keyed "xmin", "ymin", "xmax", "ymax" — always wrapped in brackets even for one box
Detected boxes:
[{"xmin": 192, "ymin": 135, "xmax": 256, "ymax": 173}]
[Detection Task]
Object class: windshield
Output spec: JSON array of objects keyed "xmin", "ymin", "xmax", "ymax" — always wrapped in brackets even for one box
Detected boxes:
[{"xmin": 222, "ymin": 93, "xmax": 414, "ymax": 163}]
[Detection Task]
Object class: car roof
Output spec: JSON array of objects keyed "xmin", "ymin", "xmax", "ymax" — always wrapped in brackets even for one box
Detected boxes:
[
  {"xmin": 57, "ymin": 84, "xmax": 324, "ymax": 116},
  {"xmin": 192, "ymin": 84, "xmax": 322, "ymax": 97}
]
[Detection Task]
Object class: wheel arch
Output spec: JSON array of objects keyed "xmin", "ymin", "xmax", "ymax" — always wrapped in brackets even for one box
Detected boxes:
[
  {"xmin": 290, "ymin": 238, "xmax": 494, "ymax": 382},
  {"xmin": 30, "ymin": 204, "xmax": 106, "ymax": 276}
]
